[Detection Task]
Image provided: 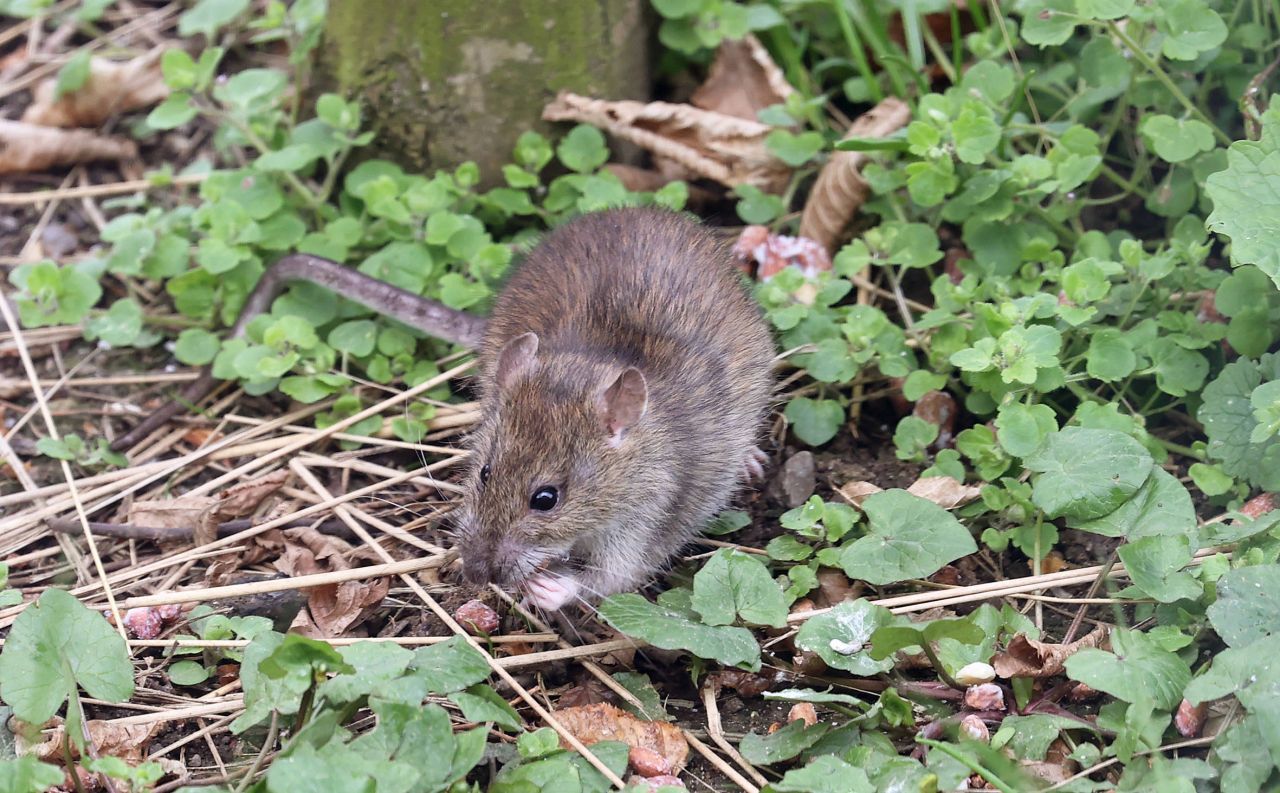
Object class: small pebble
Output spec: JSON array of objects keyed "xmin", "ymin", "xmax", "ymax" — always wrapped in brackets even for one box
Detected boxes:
[{"xmin": 955, "ymin": 661, "xmax": 996, "ymax": 686}]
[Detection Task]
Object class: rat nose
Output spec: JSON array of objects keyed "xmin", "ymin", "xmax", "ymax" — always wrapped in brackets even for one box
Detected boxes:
[{"xmin": 461, "ymin": 553, "xmax": 494, "ymax": 586}]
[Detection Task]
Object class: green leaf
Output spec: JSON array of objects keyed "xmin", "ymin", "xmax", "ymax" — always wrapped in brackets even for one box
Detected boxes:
[
  {"xmin": 1065, "ymin": 628, "xmax": 1191, "ymax": 710},
  {"xmin": 952, "ymin": 105, "xmax": 1001, "ymax": 164},
  {"xmin": 319, "ymin": 640, "xmax": 413, "ymax": 704},
  {"xmin": 705, "ymin": 509, "xmax": 751, "ymax": 536},
  {"xmin": 1207, "ymin": 565, "xmax": 1280, "ymax": 647},
  {"xmin": 1024, "ymin": 428, "xmax": 1154, "ymax": 521},
  {"xmin": 1205, "ymin": 106, "xmax": 1280, "ymax": 289},
  {"xmin": 739, "ymin": 720, "xmax": 830, "ymax": 765},
  {"xmin": 869, "ymin": 617, "xmax": 984, "ymax": 660},
  {"xmin": 771, "ymin": 755, "xmax": 874, "ymax": 792},
  {"xmin": 36, "ymin": 435, "xmax": 79, "ymax": 461},
  {"xmin": 0, "ymin": 588, "xmax": 133, "ymax": 748},
  {"xmin": 1199, "ymin": 354, "xmax": 1280, "ymax": 491},
  {"xmin": 598, "ymin": 593, "xmax": 760, "ymax": 669},
  {"xmin": 1156, "ymin": 0, "xmax": 1228, "ymax": 60},
  {"xmin": 0, "ymin": 757, "xmax": 65, "ymax": 793},
  {"xmin": 178, "ymin": 0, "xmax": 250, "ymax": 39},
  {"xmin": 765, "ymin": 130, "xmax": 825, "ymax": 167},
  {"xmin": 86, "ymin": 298, "xmax": 144, "ymax": 347},
  {"xmin": 1072, "ymin": 468, "xmax": 1197, "ymax": 546},
  {"xmin": 1140, "ymin": 115, "xmax": 1216, "ymax": 164},
  {"xmin": 173, "ymin": 328, "xmax": 221, "ymax": 365},
  {"xmin": 838, "ymin": 490, "xmax": 977, "ymax": 585},
  {"xmin": 438, "ymin": 273, "xmax": 488, "ymax": 310},
  {"xmin": 53, "ymin": 49, "xmax": 91, "ymax": 99},
  {"xmin": 785, "ymin": 398, "xmax": 844, "ymax": 446},
  {"xmin": 408, "ymin": 636, "xmax": 491, "ymax": 693},
  {"xmin": 1086, "ymin": 329, "xmax": 1137, "ymax": 382},
  {"xmin": 1117, "ymin": 535, "xmax": 1201, "ymax": 603},
  {"xmin": 1075, "ymin": 0, "xmax": 1134, "ymax": 19},
  {"xmin": 611, "ymin": 671, "xmax": 672, "ymax": 721},
  {"xmin": 146, "ymin": 93, "xmax": 197, "ymax": 129},
  {"xmin": 168, "ymin": 660, "xmax": 210, "ymax": 686},
  {"xmin": 1188, "ymin": 462, "xmax": 1235, "ymax": 496},
  {"xmin": 327, "ymin": 319, "xmax": 378, "ymax": 357},
  {"xmin": 734, "ymin": 183, "xmax": 785, "ymax": 224},
  {"xmin": 1021, "ymin": 0, "xmax": 1078, "ymax": 45},
  {"xmin": 994, "ymin": 402, "xmax": 1057, "ymax": 457},
  {"xmin": 449, "ymin": 683, "xmax": 522, "ymax": 730},
  {"xmin": 556, "ymin": 125, "xmax": 609, "ymax": 173},
  {"xmin": 692, "ymin": 549, "xmax": 788, "ymax": 627}
]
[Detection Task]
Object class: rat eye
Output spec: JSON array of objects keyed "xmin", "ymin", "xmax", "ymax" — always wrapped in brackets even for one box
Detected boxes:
[
  {"xmin": 529, "ymin": 486, "xmax": 558, "ymax": 511},
  {"xmin": 479, "ymin": 464, "xmax": 491, "ymax": 484}
]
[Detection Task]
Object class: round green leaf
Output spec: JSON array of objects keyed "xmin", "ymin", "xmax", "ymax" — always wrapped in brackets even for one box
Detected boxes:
[
  {"xmin": 1024, "ymin": 428, "xmax": 1153, "ymax": 521},
  {"xmin": 838, "ymin": 490, "xmax": 978, "ymax": 585}
]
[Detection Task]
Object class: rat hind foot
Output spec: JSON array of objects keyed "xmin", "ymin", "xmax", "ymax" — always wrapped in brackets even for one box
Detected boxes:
[{"xmin": 742, "ymin": 445, "xmax": 769, "ymax": 482}]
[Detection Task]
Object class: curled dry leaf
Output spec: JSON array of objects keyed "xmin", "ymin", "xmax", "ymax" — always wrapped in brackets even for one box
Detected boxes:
[
  {"xmin": 552, "ymin": 702, "xmax": 689, "ymax": 773},
  {"xmin": 1175, "ymin": 698, "xmax": 1208, "ymax": 737},
  {"xmin": 708, "ymin": 669, "xmax": 781, "ymax": 698},
  {"xmin": 22, "ymin": 49, "xmax": 168, "ymax": 128},
  {"xmin": 543, "ymin": 91, "xmax": 791, "ymax": 192},
  {"xmin": 690, "ymin": 34, "xmax": 795, "ymax": 121},
  {"xmin": 799, "ymin": 97, "xmax": 912, "ymax": 253},
  {"xmin": 1021, "ymin": 739, "xmax": 1078, "ymax": 785},
  {"xmin": 0, "ymin": 119, "xmax": 137, "ymax": 175},
  {"xmin": 213, "ymin": 469, "xmax": 290, "ymax": 521},
  {"xmin": 788, "ymin": 703, "xmax": 818, "ymax": 727},
  {"xmin": 963, "ymin": 683, "xmax": 1006, "ymax": 711},
  {"xmin": 958, "ymin": 713, "xmax": 990, "ymax": 742},
  {"xmin": 814, "ymin": 567, "xmax": 861, "ymax": 608},
  {"xmin": 993, "ymin": 624, "xmax": 1110, "ymax": 679},
  {"xmin": 274, "ymin": 527, "xmax": 389, "ymax": 637},
  {"xmin": 838, "ymin": 480, "xmax": 883, "ymax": 506},
  {"xmin": 455, "ymin": 599, "xmax": 500, "ymax": 635},
  {"xmin": 24, "ymin": 717, "xmax": 159, "ymax": 765}
]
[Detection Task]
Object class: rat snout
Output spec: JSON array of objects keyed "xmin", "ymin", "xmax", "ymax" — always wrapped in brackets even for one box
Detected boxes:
[{"xmin": 460, "ymin": 534, "xmax": 533, "ymax": 589}]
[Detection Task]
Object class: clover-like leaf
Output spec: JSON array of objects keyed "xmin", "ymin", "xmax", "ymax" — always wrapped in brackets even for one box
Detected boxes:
[
  {"xmin": 449, "ymin": 683, "xmax": 522, "ymax": 730},
  {"xmin": 1156, "ymin": 0, "xmax": 1228, "ymax": 60},
  {"xmin": 599, "ymin": 593, "xmax": 761, "ymax": 669},
  {"xmin": 409, "ymin": 635, "xmax": 492, "ymax": 694},
  {"xmin": 838, "ymin": 490, "xmax": 978, "ymax": 585},
  {"xmin": 692, "ymin": 549, "xmax": 788, "ymax": 628},
  {"xmin": 1024, "ymin": 428, "xmax": 1153, "ymax": 521},
  {"xmin": 784, "ymin": 397, "xmax": 845, "ymax": 446}
]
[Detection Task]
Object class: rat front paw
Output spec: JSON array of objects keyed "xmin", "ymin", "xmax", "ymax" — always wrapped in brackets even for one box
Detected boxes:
[
  {"xmin": 743, "ymin": 445, "xmax": 769, "ymax": 482},
  {"xmin": 523, "ymin": 573, "xmax": 580, "ymax": 611}
]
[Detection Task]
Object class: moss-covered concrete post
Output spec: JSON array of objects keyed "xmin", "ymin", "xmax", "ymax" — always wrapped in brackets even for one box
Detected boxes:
[{"xmin": 317, "ymin": 0, "xmax": 651, "ymax": 184}]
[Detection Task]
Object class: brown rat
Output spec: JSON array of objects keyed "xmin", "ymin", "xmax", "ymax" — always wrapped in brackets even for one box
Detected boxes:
[
  {"xmin": 455, "ymin": 207, "xmax": 775, "ymax": 609},
  {"xmin": 115, "ymin": 207, "xmax": 775, "ymax": 610}
]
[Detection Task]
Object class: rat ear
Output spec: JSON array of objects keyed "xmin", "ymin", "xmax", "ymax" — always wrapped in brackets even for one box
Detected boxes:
[
  {"xmin": 597, "ymin": 367, "xmax": 647, "ymax": 445},
  {"xmin": 495, "ymin": 332, "xmax": 539, "ymax": 390}
]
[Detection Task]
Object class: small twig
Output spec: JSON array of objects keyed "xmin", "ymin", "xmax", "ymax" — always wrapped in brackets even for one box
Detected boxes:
[{"xmin": 702, "ymin": 684, "xmax": 770, "ymax": 788}]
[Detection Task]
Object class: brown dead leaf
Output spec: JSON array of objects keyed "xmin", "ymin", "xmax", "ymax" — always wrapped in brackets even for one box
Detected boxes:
[
  {"xmin": 799, "ymin": 97, "xmax": 911, "ymax": 253},
  {"xmin": 181, "ymin": 427, "xmax": 221, "ymax": 446},
  {"xmin": 26, "ymin": 718, "xmax": 159, "ymax": 764},
  {"xmin": 274, "ymin": 526, "xmax": 388, "ymax": 637},
  {"xmin": 788, "ymin": 703, "xmax": 818, "ymax": 727},
  {"xmin": 543, "ymin": 91, "xmax": 791, "ymax": 192},
  {"xmin": 814, "ymin": 567, "xmax": 861, "ymax": 608},
  {"xmin": 837, "ymin": 480, "xmax": 883, "ymax": 506},
  {"xmin": 1021, "ymin": 738, "xmax": 1078, "ymax": 784},
  {"xmin": 22, "ymin": 50, "xmax": 169, "ymax": 128},
  {"xmin": 1241, "ymin": 491, "xmax": 1278, "ymax": 518},
  {"xmin": 906, "ymin": 476, "xmax": 982, "ymax": 510},
  {"xmin": 553, "ymin": 703, "xmax": 688, "ymax": 773},
  {"xmin": 913, "ymin": 390, "xmax": 957, "ymax": 446},
  {"xmin": 214, "ymin": 469, "xmax": 290, "ymax": 520},
  {"xmin": 129, "ymin": 495, "xmax": 218, "ymax": 545},
  {"xmin": 708, "ymin": 669, "xmax": 780, "ymax": 698},
  {"xmin": 993, "ymin": 624, "xmax": 1109, "ymax": 679},
  {"xmin": 0, "ymin": 119, "xmax": 137, "ymax": 175},
  {"xmin": 690, "ymin": 34, "xmax": 795, "ymax": 121}
]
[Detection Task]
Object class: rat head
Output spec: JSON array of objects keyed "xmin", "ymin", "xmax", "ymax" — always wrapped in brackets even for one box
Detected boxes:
[{"xmin": 455, "ymin": 332, "xmax": 649, "ymax": 594}]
